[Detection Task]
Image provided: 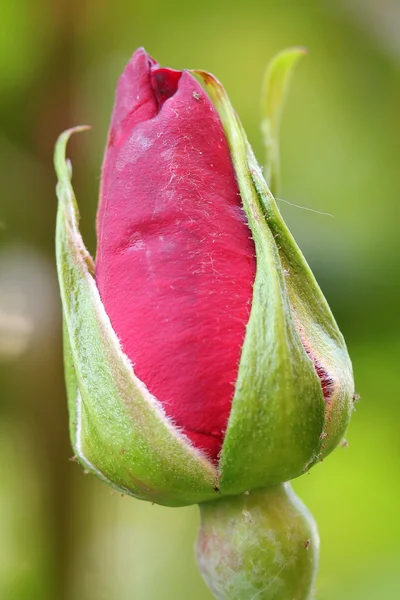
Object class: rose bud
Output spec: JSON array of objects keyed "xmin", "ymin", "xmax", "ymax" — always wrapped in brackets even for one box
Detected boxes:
[{"xmin": 55, "ymin": 48, "xmax": 354, "ymax": 505}]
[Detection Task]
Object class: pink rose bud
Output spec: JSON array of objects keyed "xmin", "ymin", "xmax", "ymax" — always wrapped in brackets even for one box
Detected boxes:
[{"xmin": 55, "ymin": 48, "xmax": 354, "ymax": 507}]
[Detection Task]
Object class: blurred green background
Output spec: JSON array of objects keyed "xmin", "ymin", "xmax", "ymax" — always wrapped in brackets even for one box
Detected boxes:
[{"xmin": 1, "ymin": 0, "xmax": 399, "ymax": 598}]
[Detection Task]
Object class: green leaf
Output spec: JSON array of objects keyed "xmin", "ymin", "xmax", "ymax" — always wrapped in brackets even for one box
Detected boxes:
[
  {"xmin": 261, "ymin": 47, "xmax": 307, "ymax": 197},
  {"xmin": 55, "ymin": 127, "xmax": 218, "ymax": 507},
  {"xmin": 196, "ymin": 73, "xmax": 326, "ymax": 494}
]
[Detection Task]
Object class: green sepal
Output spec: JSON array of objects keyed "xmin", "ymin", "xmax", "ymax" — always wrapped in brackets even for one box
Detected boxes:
[
  {"xmin": 248, "ymin": 146, "xmax": 354, "ymax": 462},
  {"xmin": 63, "ymin": 318, "xmax": 79, "ymax": 447},
  {"xmin": 55, "ymin": 127, "xmax": 218, "ymax": 507},
  {"xmin": 253, "ymin": 49, "xmax": 354, "ymax": 461},
  {"xmin": 196, "ymin": 73, "xmax": 326, "ymax": 494},
  {"xmin": 261, "ymin": 47, "xmax": 307, "ymax": 197}
]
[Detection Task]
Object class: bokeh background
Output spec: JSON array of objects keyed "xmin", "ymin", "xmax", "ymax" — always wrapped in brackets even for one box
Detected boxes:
[{"xmin": 1, "ymin": 0, "xmax": 399, "ymax": 598}]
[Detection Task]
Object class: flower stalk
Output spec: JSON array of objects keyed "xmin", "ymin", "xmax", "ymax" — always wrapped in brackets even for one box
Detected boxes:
[{"xmin": 196, "ymin": 484, "xmax": 319, "ymax": 600}]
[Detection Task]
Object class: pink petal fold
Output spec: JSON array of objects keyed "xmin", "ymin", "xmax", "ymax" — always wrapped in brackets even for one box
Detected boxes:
[{"xmin": 96, "ymin": 48, "xmax": 256, "ymax": 461}]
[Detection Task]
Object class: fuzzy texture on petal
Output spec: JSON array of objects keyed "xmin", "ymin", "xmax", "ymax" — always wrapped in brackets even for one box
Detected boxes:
[{"xmin": 96, "ymin": 48, "xmax": 256, "ymax": 461}]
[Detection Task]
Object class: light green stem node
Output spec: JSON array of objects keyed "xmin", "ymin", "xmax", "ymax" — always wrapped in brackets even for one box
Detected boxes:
[{"xmin": 196, "ymin": 484, "xmax": 319, "ymax": 600}]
